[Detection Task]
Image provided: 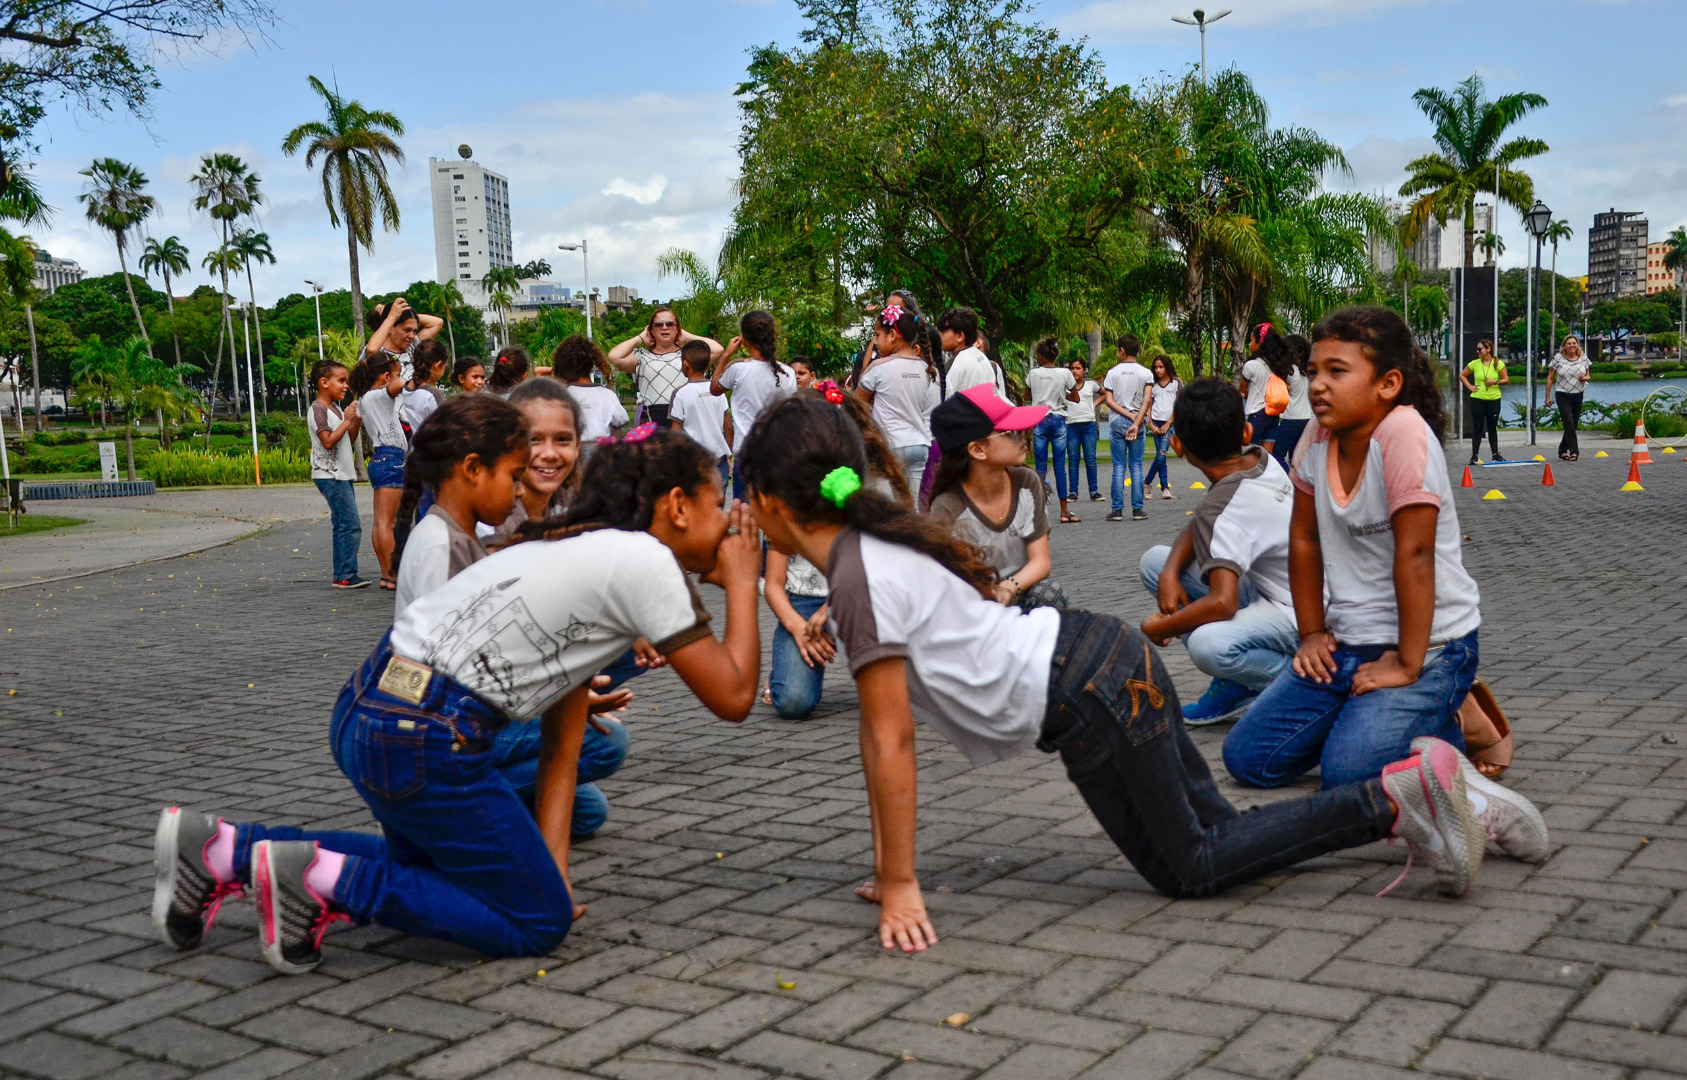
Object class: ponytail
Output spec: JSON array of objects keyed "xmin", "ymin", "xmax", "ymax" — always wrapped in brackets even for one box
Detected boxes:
[
  {"xmin": 391, "ymin": 395, "xmax": 530, "ymax": 568},
  {"xmin": 488, "ymin": 346, "xmax": 531, "ymax": 394},
  {"xmin": 1311, "ymin": 306, "xmax": 1446, "ymax": 442},
  {"xmin": 740, "ymin": 310, "xmax": 782, "ymax": 383},
  {"xmin": 738, "ymin": 395, "xmax": 996, "ymax": 597}
]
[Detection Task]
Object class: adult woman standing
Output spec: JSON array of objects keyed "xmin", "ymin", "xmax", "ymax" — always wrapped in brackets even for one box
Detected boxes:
[
  {"xmin": 364, "ymin": 297, "xmax": 443, "ymax": 380},
  {"xmin": 1546, "ymin": 334, "xmax": 1591, "ymax": 461},
  {"xmin": 608, "ymin": 307, "xmax": 722, "ymax": 426},
  {"xmin": 1460, "ymin": 339, "xmax": 1509, "ymax": 465}
]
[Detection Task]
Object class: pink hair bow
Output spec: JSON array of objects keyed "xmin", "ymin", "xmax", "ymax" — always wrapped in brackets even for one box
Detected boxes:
[
  {"xmin": 599, "ymin": 421, "xmax": 659, "ymax": 446},
  {"xmin": 813, "ymin": 379, "xmax": 846, "ymax": 404}
]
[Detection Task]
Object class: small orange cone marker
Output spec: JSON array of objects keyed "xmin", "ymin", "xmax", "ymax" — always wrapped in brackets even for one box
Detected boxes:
[
  {"xmin": 1631, "ymin": 423, "xmax": 1654, "ymax": 465},
  {"xmin": 1460, "ymin": 466, "xmax": 1474, "ymax": 488},
  {"xmin": 1541, "ymin": 464, "xmax": 1554, "ymax": 486}
]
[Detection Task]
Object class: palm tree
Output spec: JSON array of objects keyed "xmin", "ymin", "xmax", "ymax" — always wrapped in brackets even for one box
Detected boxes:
[
  {"xmin": 202, "ymin": 243, "xmax": 246, "ymax": 424},
  {"xmin": 1664, "ymin": 226, "xmax": 1687, "ymax": 359},
  {"xmin": 1399, "ymin": 74, "xmax": 1548, "ymax": 271},
  {"xmin": 411, "ymin": 279, "xmax": 465, "ymax": 356},
  {"xmin": 1544, "ymin": 217, "xmax": 1573, "ymax": 354},
  {"xmin": 281, "ymin": 75, "xmax": 405, "ymax": 342},
  {"xmin": 139, "ymin": 236, "xmax": 190, "ymax": 367},
  {"xmin": 232, "ymin": 229, "xmax": 276, "ymax": 411},
  {"xmin": 481, "ymin": 265, "xmax": 521, "ymax": 345},
  {"xmin": 1475, "ymin": 231, "xmax": 1504, "ymax": 264},
  {"xmin": 77, "ymin": 158, "xmax": 156, "ymax": 349},
  {"xmin": 189, "ymin": 153, "xmax": 262, "ymax": 431}
]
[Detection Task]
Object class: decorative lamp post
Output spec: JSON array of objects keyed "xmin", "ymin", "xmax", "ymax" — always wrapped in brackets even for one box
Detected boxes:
[
  {"xmin": 1171, "ymin": 8, "xmax": 1231, "ymax": 84},
  {"xmin": 558, "ymin": 241, "xmax": 591, "ymax": 341},
  {"xmin": 1523, "ymin": 199, "xmax": 1552, "ymax": 446}
]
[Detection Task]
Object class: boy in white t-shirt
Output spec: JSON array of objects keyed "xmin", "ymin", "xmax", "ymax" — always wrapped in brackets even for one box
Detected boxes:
[
  {"xmin": 1137, "ymin": 378, "xmax": 1299, "ymax": 726},
  {"xmin": 1100, "ymin": 335, "xmax": 1154, "ymax": 521},
  {"xmin": 668, "ymin": 340, "xmax": 733, "ymax": 490},
  {"xmin": 937, "ymin": 306, "xmax": 1006, "ymax": 398}
]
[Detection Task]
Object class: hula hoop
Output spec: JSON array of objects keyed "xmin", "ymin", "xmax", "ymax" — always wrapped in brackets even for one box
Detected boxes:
[{"xmin": 1641, "ymin": 386, "xmax": 1687, "ymax": 449}]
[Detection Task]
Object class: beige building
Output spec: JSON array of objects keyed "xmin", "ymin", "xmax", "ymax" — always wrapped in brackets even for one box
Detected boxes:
[{"xmin": 1645, "ymin": 240, "xmax": 1680, "ymax": 295}]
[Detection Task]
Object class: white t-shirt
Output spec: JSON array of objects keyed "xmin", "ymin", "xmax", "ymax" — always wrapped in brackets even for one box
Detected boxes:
[
  {"xmin": 1282, "ymin": 368, "xmax": 1312, "ymax": 421},
  {"xmin": 1149, "ymin": 379, "xmax": 1180, "ymax": 424},
  {"xmin": 633, "ymin": 347, "xmax": 687, "ymax": 407},
  {"xmin": 1025, "ymin": 366, "xmax": 1076, "ymax": 418},
  {"xmin": 570, "ymin": 384, "xmax": 629, "ymax": 443},
  {"xmin": 859, "ymin": 355, "xmax": 933, "ymax": 449},
  {"xmin": 669, "ymin": 380, "xmax": 730, "ymax": 459},
  {"xmin": 719, "ymin": 358, "xmax": 797, "ymax": 453},
  {"xmin": 1185, "ymin": 450, "xmax": 1294, "ymax": 607},
  {"xmin": 360, "ymin": 387, "xmax": 407, "ymax": 449},
  {"xmin": 1103, "ymin": 362, "xmax": 1153, "ymax": 418},
  {"xmin": 309, "ymin": 401, "xmax": 358, "ymax": 481},
  {"xmin": 389, "ymin": 529, "xmax": 712, "ymax": 719},
  {"xmin": 782, "ymin": 553, "xmax": 828, "ymax": 598},
  {"xmin": 826, "ymin": 529, "xmax": 1059, "ymax": 766},
  {"xmin": 1291, "ymin": 407, "xmax": 1480, "ymax": 646},
  {"xmin": 1068, "ymin": 379, "xmax": 1100, "ymax": 424},
  {"xmin": 946, "ymin": 346, "xmax": 1004, "ymax": 399},
  {"xmin": 1241, "ymin": 358, "xmax": 1272, "ymax": 416},
  {"xmin": 395, "ymin": 506, "xmax": 489, "ymax": 618},
  {"xmin": 403, "ymin": 386, "xmax": 443, "ymax": 432}
]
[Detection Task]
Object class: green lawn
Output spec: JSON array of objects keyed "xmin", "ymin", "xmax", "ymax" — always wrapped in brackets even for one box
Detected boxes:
[{"xmin": 0, "ymin": 514, "xmax": 86, "ymax": 539}]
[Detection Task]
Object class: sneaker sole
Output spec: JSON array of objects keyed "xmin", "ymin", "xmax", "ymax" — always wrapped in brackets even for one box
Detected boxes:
[
  {"xmin": 253, "ymin": 840, "xmax": 321, "ymax": 975},
  {"xmin": 151, "ymin": 808, "xmax": 187, "ymax": 949},
  {"xmin": 1422, "ymin": 745, "xmax": 1483, "ymax": 897}
]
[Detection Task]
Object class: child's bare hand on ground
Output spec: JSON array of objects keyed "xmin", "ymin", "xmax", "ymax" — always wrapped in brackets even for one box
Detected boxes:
[
  {"xmin": 1293, "ymin": 632, "xmax": 1339, "ymax": 683},
  {"xmin": 1351, "ymin": 650, "xmax": 1419, "ymax": 696},
  {"xmin": 876, "ymin": 879, "xmax": 937, "ymax": 952}
]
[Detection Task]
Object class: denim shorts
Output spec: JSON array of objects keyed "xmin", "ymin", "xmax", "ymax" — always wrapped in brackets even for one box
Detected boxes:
[{"xmin": 368, "ymin": 445, "xmax": 406, "ymax": 489}]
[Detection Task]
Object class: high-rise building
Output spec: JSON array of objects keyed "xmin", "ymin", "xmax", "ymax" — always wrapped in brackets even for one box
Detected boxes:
[
  {"xmin": 430, "ymin": 146, "xmax": 513, "ymax": 309},
  {"xmin": 1645, "ymin": 240, "xmax": 1681, "ymax": 296},
  {"xmin": 1587, "ymin": 209, "xmax": 1647, "ymax": 305},
  {"xmin": 32, "ymin": 249, "xmax": 82, "ymax": 294}
]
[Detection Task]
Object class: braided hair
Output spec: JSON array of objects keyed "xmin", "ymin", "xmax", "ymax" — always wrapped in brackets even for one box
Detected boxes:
[
  {"xmin": 739, "ymin": 310, "xmax": 784, "ymax": 384},
  {"xmin": 517, "ymin": 427, "xmax": 718, "ymax": 544},
  {"xmin": 391, "ymin": 394, "xmax": 530, "ymax": 567}
]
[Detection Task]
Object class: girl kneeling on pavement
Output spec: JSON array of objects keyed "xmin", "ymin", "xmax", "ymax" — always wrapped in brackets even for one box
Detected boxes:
[
  {"xmin": 736, "ymin": 394, "xmax": 1548, "ymax": 953},
  {"xmin": 153, "ymin": 429, "xmax": 762, "ymax": 973}
]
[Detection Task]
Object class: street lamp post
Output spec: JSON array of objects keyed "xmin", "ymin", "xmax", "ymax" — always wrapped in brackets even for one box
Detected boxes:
[
  {"xmin": 1171, "ymin": 8, "xmax": 1231, "ymax": 84},
  {"xmin": 558, "ymin": 241, "xmax": 592, "ymax": 340},
  {"xmin": 305, "ymin": 280, "xmax": 325, "ymax": 362},
  {"xmin": 1523, "ymin": 199, "xmax": 1552, "ymax": 447}
]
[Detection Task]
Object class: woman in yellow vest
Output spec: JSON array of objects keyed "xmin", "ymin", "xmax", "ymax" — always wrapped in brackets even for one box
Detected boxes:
[{"xmin": 1459, "ymin": 339, "xmax": 1509, "ymax": 465}]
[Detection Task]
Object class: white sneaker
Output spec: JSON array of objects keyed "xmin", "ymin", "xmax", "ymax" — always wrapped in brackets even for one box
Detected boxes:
[
  {"xmin": 1411, "ymin": 738, "xmax": 1549, "ymax": 862},
  {"xmin": 1379, "ymin": 738, "xmax": 1484, "ymax": 897}
]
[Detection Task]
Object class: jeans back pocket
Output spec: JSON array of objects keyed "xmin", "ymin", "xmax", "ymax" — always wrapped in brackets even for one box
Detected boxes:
[
  {"xmin": 1083, "ymin": 626, "xmax": 1173, "ymax": 747},
  {"xmin": 356, "ymin": 721, "xmax": 430, "ymax": 802}
]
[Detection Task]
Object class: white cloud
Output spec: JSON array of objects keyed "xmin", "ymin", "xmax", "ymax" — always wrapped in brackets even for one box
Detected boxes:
[
  {"xmin": 1062, "ymin": 0, "xmax": 1449, "ymax": 42},
  {"xmin": 602, "ymin": 175, "xmax": 670, "ymax": 205},
  {"xmin": 1664, "ymin": 92, "xmax": 1687, "ymax": 107}
]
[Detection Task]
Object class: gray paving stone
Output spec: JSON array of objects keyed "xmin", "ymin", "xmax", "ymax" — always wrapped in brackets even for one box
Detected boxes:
[
  {"xmin": 727, "ymin": 1029, "xmax": 893, "ymax": 1080},
  {"xmin": 1568, "ymin": 970, "xmax": 1687, "ymax": 1030},
  {"xmin": 405, "ymin": 1021, "xmax": 561, "ymax": 1080},
  {"xmin": 0, "ymin": 1029, "xmax": 133, "ymax": 1080},
  {"xmin": 1450, "ymin": 980, "xmax": 1578, "ymax": 1048}
]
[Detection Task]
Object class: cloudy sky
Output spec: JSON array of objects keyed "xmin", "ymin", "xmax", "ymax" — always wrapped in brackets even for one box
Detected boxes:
[{"xmin": 20, "ymin": 0, "xmax": 1686, "ymax": 305}]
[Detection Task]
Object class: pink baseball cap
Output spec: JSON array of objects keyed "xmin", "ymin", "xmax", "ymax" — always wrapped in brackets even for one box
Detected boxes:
[{"xmin": 931, "ymin": 384, "xmax": 1048, "ymax": 453}]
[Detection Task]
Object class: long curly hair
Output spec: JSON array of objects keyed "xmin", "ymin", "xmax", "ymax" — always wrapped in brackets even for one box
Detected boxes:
[{"xmin": 392, "ymin": 394, "xmax": 530, "ymax": 566}]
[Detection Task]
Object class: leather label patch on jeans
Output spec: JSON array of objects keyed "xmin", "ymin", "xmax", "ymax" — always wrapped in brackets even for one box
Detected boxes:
[{"xmin": 378, "ymin": 655, "xmax": 434, "ymax": 705}]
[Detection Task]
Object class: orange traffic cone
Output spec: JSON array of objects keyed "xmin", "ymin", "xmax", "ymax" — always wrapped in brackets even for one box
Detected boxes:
[
  {"xmin": 1631, "ymin": 422, "xmax": 1654, "ymax": 465},
  {"xmin": 1541, "ymin": 463, "xmax": 1555, "ymax": 486},
  {"xmin": 1460, "ymin": 466, "xmax": 1474, "ymax": 488},
  {"xmin": 1621, "ymin": 459, "xmax": 1645, "ymax": 491}
]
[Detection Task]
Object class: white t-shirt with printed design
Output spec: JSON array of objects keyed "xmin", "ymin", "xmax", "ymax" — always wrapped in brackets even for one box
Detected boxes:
[
  {"xmin": 1290, "ymin": 406, "xmax": 1480, "ymax": 646},
  {"xmin": 389, "ymin": 529, "xmax": 712, "ymax": 720},
  {"xmin": 309, "ymin": 401, "xmax": 358, "ymax": 481},
  {"xmin": 360, "ymin": 387, "xmax": 408, "ymax": 449},
  {"xmin": 570, "ymin": 384, "xmax": 629, "ymax": 443},
  {"xmin": 859, "ymin": 355, "xmax": 933, "ymax": 449},
  {"xmin": 1068, "ymin": 378, "xmax": 1101, "ymax": 424},
  {"xmin": 1025, "ymin": 365, "xmax": 1076, "ymax": 418},
  {"xmin": 719, "ymin": 358, "xmax": 797, "ymax": 453}
]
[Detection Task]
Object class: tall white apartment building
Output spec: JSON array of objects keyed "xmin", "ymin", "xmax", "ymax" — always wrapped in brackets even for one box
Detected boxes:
[{"xmin": 430, "ymin": 146, "xmax": 513, "ymax": 309}]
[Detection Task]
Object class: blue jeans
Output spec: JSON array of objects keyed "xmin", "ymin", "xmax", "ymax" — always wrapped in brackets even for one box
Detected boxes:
[
  {"xmin": 313, "ymin": 478, "xmax": 362, "ymax": 582},
  {"xmin": 1144, "ymin": 428, "xmax": 1173, "ymax": 491},
  {"xmin": 1224, "ymin": 630, "xmax": 1478, "ymax": 790},
  {"xmin": 488, "ymin": 716, "xmax": 629, "ymax": 836},
  {"xmin": 770, "ymin": 593, "xmax": 827, "ymax": 719},
  {"xmin": 1032, "ymin": 414, "xmax": 1070, "ymax": 500},
  {"xmin": 1065, "ymin": 420, "xmax": 1099, "ymax": 496},
  {"xmin": 714, "ymin": 455, "xmax": 731, "ymax": 493},
  {"xmin": 1271, "ymin": 418, "xmax": 1309, "ymax": 471},
  {"xmin": 1109, "ymin": 417, "xmax": 1145, "ymax": 512},
  {"xmin": 1139, "ymin": 546, "xmax": 1298, "ymax": 692},
  {"xmin": 1247, "ymin": 410, "xmax": 1280, "ymax": 451},
  {"xmin": 1038, "ymin": 610, "xmax": 1394, "ymax": 898},
  {"xmin": 231, "ymin": 634, "xmax": 572, "ymax": 957}
]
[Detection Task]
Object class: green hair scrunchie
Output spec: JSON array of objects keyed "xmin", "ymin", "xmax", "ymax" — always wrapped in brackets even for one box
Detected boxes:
[{"xmin": 819, "ymin": 466, "xmax": 863, "ymax": 509}]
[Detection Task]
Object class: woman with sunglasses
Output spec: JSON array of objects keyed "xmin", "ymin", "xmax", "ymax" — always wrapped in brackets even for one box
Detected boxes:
[{"xmin": 608, "ymin": 307, "xmax": 724, "ymax": 425}]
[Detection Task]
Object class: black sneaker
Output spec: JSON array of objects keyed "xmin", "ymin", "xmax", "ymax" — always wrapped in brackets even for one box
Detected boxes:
[
  {"xmin": 1491, "ymin": 454, "xmax": 1506, "ymax": 462},
  {"xmin": 1468, "ymin": 457, "xmax": 1479, "ymax": 466},
  {"xmin": 332, "ymin": 576, "xmax": 372, "ymax": 590},
  {"xmin": 254, "ymin": 840, "xmax": 349, "ymax": 975},
  {"xmin": 152, "ymin": 807, "xmax": 244, "ymax": 950},
  {"xmin": 1105, "ymin": 511, "xmax": 1123, "ymax": 522},
  {"xmin": 1089, "ymin": 492, "xmax": 1104, "ymax": 501},
  {"xmin": 1132, "ymin": 510, "xmax": 1149, "ymax": 521}
]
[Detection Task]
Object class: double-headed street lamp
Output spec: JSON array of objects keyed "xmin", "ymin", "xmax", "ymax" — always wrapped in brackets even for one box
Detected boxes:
[
  {"xmin": 304, "ymin": 280, "xmax": 326, "ymax": 362},
  {"xmin": 1523, "ymin": 199, "xmax": 1553, "ymax": 446},
  {"xmin": 1172, "ymin": 8, "xmax": 1231, "ymax": 84},
  {"xmin": 557, "ymin": 241, "xmax": 592, "ymax": 341}
]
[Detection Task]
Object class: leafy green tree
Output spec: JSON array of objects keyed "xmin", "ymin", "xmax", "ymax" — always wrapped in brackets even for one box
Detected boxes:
[
  {"xmin": 139, "ymin": 235, "xmax": 190, "ymax": 366},
  {"xmin": 1544, "ymin": 218, "xmax": 1573, "ymax": 351},
  {"xmin": 281, "ymin": 75, "xmax": 404, "ymax": 341},
  {"xmin": 77, "ymin": 157, "xmax": 155, "ymax": 347},
  {"xmin": 73, "ymin": 334, "xmax": 201, "ymax": 474},
  {"xmin": 1400, "ymin": 73, "xmax": 1547, "ymax": 270},
  {"xmin": 1664, "ymin": 226, "xmax": 1686, "ymax": 353},
  {"xmin": 1475, "ymin": 231, "xmax": 1503, "ymax": 262}
]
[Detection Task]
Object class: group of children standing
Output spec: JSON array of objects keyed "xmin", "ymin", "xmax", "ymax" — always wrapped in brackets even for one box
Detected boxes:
[{"xmin": 155, "ymin": 299, "xmax": 1547, "ymax": 977}]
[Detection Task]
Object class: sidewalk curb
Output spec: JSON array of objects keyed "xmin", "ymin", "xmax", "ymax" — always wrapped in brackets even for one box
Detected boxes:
[{"xmin": 0, "ymin": 523, "xmax": 275, "ymax": 594}]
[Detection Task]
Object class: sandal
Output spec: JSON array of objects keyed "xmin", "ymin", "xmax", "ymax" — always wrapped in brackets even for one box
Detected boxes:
[
  {"xmin": 1061, "ymin": 514, "xmax": 1082, "ymax": 524},
  {"xmin": 379, "ymin": 577, "xmax": 397, "ymax": 591}
]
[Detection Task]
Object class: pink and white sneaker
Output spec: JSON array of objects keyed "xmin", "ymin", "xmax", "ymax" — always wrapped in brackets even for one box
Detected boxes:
[
  {"xmin": 152, "ymin": 808, "xmax": 244, "ymax": 950},
  {"xmin": 253, "ymin": 840, "xmax": 349, "ymax": 975},
  {"xmin": 1411, "ymin": 737, "xmax": 1549, "ymax": 863},
  {"xmin": 1378, "ymin": 738, "xmax": 1484, "ymax": 898}
]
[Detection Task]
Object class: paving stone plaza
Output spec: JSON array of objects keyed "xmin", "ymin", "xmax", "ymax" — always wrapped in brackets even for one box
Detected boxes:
[{"xmin": 3, "ymin": 445, "xmax": 1686, "ymax": 1080}]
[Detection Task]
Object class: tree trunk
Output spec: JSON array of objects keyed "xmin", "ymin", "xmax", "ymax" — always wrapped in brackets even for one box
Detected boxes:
[
  {"xmin": 1084, "ymin": 328, "xmax": 1101, "ymax": 367},
  {"xmin": 26, "ymin": 303, "xmax": 40, "ymax": 432},
  {"xmin": 445, "ymin": 312, "xmax": 455, "ymax": 356},
  {"xmin": 163, "ymin": 273, "xmax": 183, "ymax": 368},
  {"xmin": 203, "ymin": 308, "xmax": 225, "ymax": 449},
  {"xmin": 245, "ymin": 266, "xmax": 268, "ymax": 412},
  {"xmin": 1183, "ymin": 259, "xmax": 1205, "ymax": 377},
  {"xmin": 158, "ymin": 408, "xmax": 168, "ymax": 449},
  {"xmin": 347, "ymin": 228, "xmax": 366, "ymax": 353},
  {"xmin": 118, "ymin": 245, "xmax": 152, "ymax": 350},
  {"xmin": 124, "ymin": 416, "xmax": 135, "ymax": 481},
  {"xmin": 219, "ymin": 267, "xmax": 241, "ymax": 421}
]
